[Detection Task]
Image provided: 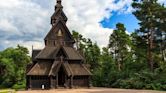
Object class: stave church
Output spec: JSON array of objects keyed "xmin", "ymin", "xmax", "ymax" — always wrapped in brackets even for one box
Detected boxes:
[{"xmin": 26, "ymin": 0, "xmax": 92, "ymax": 89}]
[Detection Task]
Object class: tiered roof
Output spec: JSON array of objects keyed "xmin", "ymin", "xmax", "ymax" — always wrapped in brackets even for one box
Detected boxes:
[{"xmin": 27, "ymin": 0, "xmax": 91, "ymax": 77}]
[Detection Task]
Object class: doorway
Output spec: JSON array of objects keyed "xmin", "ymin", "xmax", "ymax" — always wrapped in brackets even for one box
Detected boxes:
[{"xmin": 58, "ymin": 66, "xmax": 65, "ymax": 87}]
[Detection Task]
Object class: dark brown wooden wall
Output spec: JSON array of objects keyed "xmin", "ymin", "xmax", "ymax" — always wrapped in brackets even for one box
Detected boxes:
[
  {"xmin": 30, "ymin": 76, "xmax": 50, "ymax": 89},
  {"xmin": 73, "ymin": 76, "xmax": 89, "ymax": 87}
]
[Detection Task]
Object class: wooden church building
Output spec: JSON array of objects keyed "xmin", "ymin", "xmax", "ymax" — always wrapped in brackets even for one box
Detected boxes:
[{"xmin": 26, "ymin": 0, "xmax": 92, "ymax": 89}]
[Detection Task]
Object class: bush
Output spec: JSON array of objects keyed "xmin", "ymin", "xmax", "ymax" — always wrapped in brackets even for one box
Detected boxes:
[{"xmin": 12, "ymin": 83, "xmax": 25, "ymax": 90}]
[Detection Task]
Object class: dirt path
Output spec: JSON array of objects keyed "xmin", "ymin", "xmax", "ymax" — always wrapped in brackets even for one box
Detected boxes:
[{"xmin": 17, "ymin": 88, "xmax": 166, "ymax": 93}]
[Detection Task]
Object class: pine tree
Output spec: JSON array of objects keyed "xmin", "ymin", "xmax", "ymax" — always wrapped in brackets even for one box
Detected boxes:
[
  {"xmin": 132, "ymin": 0, "xmax": 166, "ymax": 71},
  {"xmin": 108, "ymin": 23, "xmax": 131, "ymax": 71}
]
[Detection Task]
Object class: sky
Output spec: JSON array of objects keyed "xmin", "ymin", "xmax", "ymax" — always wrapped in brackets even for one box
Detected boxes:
[{"xmin": 0, "ymin": 0, "xmax": 165, "ymax": 54}]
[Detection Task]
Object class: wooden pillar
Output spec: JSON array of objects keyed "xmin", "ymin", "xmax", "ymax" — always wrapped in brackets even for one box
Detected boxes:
[
  {"xmin": 56, "ymin": 75, "xmax": 58, "ymax": 88},
  {"xmin": 64, "ymin": 75, "xmax": 70, "ymax": 88},
  {"xmin": 70, "ymin": 76, "xmax": 73, "ymax": 88},
  {"xmin": 29, "ymin": 76, "xmax": 32, "ymax": 89},
  {"xmin": 50, "ymin": 76, "xmax": 53, "ymax": 89},
  {"xmin": 26, "ymin": 76, "xmax": 29, "ymax": 90},
  {"xmin": 67, "ymin": 78, "xmax": 70, "ymax": 88}
]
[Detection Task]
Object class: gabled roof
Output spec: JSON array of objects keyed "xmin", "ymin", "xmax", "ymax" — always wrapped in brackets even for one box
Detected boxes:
[
  {"xmin": 32, "ymin": 50, "xmax": 41, "ymax": 61},
  {"xmin": 27, "ymin": 61, "xmax": 92, "ymax": 76},
  {"xmin": 35, "ymin": 46, "xmax": 83, "ymax": 60},
  {"xmin": 44, "ymin": 20, "xmax": 74, "ymax": 42},
  {"xmin": 49, "ymin": 61, "xmax": 73, "ymax": 77},
  {"xmin": 49, "ymin": 61, "xmax": 62, "ymax": 76},
  {"xmin": 35, "ymin": 46, "xmax": 59, "ymax": 59},
  {"xmin": 69, "ymin": 63, "xmax": 92, "ymax": 76},
  {"xmin": 62, "ymin": 62, "xmax": 73, "ymax": 76},
  {"xmin": 63, "ymin": 47, "xmax": 84, "ymax": 60},
  {"xmin": 27, "ymin": 62, "xmax": 53, "ymax": 76}
]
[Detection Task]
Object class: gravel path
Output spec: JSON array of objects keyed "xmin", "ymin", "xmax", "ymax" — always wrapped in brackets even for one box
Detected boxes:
[{"xmin": 17, "ymin": 88, "xmax": 166, "ymax": 93}]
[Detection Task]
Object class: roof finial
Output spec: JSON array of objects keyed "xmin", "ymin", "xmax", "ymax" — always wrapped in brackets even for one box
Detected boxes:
[
  {"xmin": 57, "ymin": 0, "xmax": 62, "ymax": 5},
  {"xmin": 55, "ymin": 0, "xmax": 63, "ymax": 8}
]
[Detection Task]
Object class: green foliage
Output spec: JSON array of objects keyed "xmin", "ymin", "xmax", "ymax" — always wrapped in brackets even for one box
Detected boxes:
[
  {"xmin": 108, "ymin": 23, "xmax": 131, "ymax": 71},
  {"xmin": 72, "ymin": 31, "xmax": 101, "ymax": 70},
  {"xmin": 12, "ymin": 82, "xmax": 26, "ymax": 90},
  {"xmin": 132, "ymin": 0, "xmax": 166, "ymax": 71},
  {"xmin": 72, "ymin": 24, "xmax": 166, "ymax": 90},
  {"xmin": 0, "ymin": 45, "xmax": 30, "ymax": 88}
]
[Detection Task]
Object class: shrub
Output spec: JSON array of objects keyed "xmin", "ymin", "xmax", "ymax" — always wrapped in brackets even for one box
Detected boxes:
[{"xmin": 12, "ymin": 83, "xmax": 25, "ymax": 90}]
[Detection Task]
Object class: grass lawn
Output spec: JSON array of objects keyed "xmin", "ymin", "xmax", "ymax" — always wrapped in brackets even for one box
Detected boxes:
[{"xmin": 0, "ymin": 89, "xmax": 16, "ymax": 93}]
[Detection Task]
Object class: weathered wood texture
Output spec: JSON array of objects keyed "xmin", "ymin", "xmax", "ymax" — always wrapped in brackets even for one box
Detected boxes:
[{"xmin": 26, "ymin": 0, "xmax": 91, "ymax": 89}]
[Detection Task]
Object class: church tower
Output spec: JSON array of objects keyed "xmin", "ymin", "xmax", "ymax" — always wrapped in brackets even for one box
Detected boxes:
[
  {"xmin": 26, "ymin": 0, "xmax": 92, "ymax": 89},
  {"xmin": 44, "ymin": 0, "xmax": 74, "ymax": 47}
]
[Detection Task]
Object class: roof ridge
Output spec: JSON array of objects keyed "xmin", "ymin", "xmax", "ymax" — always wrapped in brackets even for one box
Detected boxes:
[
  {"xmin": 49, "ymin": 61, "xmax": 59, "ymax": 76},
  {"xmin": 66, "ymin": 61, "xmax": 73, "ymax": 76}
]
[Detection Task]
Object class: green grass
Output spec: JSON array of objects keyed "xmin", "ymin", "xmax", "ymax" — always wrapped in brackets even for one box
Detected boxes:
[{"xmin": 0, "ymin": 89, "xmax": 16, "ymax": 93}]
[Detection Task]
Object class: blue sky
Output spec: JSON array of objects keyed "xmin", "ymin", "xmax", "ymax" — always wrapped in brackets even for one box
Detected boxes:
[{"xmin": 100, "ymin": 11, "xmax": 140, "ymax": 33}]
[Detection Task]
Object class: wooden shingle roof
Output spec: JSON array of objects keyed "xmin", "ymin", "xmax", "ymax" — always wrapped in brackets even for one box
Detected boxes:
[
  {"xmin": 63, "ymin": 47, "xmax": 84, "ymax": 60},
  {"xmin": 44, "ymin": 20, "xmax": 74, "ymax": 42},
  {"xmin": 35, "ymin": 46, "xmax": 83, "ymax": 60},
  {"xmin": 35, "ymin": 46, "xmax": 59, "ymax": 59},
  {"xmin": 32, "ymin": 50, "xmax": 41, "ymax": 61},
  {"xmin": 49, "ymin": 61, "xmax": 60, "ymax": 76},
  {"xmin": 27, "ymin": 61, "xmax": 92, "ymax": 76},
  {"xmin": 27, "ymin": 62, "xmax": 53, "ymax": 76},
  {"xmin": 69, "ymin": 63, "xmax": 92, "ymax": 76},
  {"xmin": 62, "ymin": 62, "xmax": 73, "ymax": 76}
]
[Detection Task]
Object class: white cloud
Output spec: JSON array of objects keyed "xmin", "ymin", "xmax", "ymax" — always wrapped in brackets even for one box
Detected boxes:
[
  {"xmin": 0, "ymin": 19, "xmax": 19, "ymax": 34},
  {"xmin": 63, "ymin": 0, "xmax": 133, "ymax": 48},
  {"xmin": 0, "ymin": 0, "xmax": 49, "ymax": 52},
  {"xmin": 0, "ymin": 0, "xmax": 133, "ymax": 53}
]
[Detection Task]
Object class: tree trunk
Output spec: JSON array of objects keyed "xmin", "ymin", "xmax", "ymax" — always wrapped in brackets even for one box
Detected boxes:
[
  {"xmin": 118, "ymin": 62, "xmax": 121, "ymax": 71},
  {"xmin": 147, "ymin": 29, "xmax": 154, "ymax": 72}
]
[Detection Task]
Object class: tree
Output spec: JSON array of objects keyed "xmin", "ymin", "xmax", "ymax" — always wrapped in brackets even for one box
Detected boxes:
[
  {"xmin": 132, "ymin": 0, "xmax": 166, "ymax": 71},
  {"xmin": 0, "ymin": 45, "xmax": 30, "ymax": 87},
  {"xmin": 108, "ymin": 23, "xmax": 131, "ymax": 71},
  {"xmin": 72, "ymin": 31, "xmax": 101, "ymax": 71},
  {"xmin": 85, "ymin": 41, "xmax": 101, "ymax": 71}
]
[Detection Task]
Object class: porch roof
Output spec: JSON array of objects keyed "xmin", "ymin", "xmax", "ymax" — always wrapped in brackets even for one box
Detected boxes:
[
  {"xmin": 27, "ymin": 61, "xmax": 53, "ymax": 76},
  {"xmin": 27, "ymin": 61, "xmax": 91, "ymax": 76}
]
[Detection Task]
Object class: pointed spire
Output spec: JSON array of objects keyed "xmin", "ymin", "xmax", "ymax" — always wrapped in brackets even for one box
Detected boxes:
[
  {"xmin": 51, "ymin": 0, "xmax": 67, "ymax": 25},
  {"xmin": 57, "ymin": 0, "xmax": 62, "ymax": 5},
  {"xmin": 55, "ymin": 0, "xmax": 63, "ymax": 8}
]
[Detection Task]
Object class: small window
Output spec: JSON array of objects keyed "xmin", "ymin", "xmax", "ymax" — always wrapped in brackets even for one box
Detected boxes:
[{"xmin": 57, "ymin": 29, "xmax": 63, "ymax": 37}]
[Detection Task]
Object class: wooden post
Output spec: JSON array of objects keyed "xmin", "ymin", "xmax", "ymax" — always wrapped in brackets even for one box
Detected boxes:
[
  {"xmin": 56, "ymin": 75, "xmax": 58, "ymax": 88},
  {"xmin": 88, "ymin": 76, "xmax": 92, "ymax": 88},
  {"xmin": 70, "ymin": 76, "xmax": 73, "ymax": 88},
  {"xmin": 67, "ymin": 78, "xmax": 70, "ymax": 88},
  {"xmin": 50, "ymin": 76, "xmax": 53, "ymax": 89},
  {"xmin": 64, "ymin": 75, "xmax": 69, "ymax": 88},
  {"xmin": 29, "ymin": 76, "xmax": 32, "ymax": 89}
]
